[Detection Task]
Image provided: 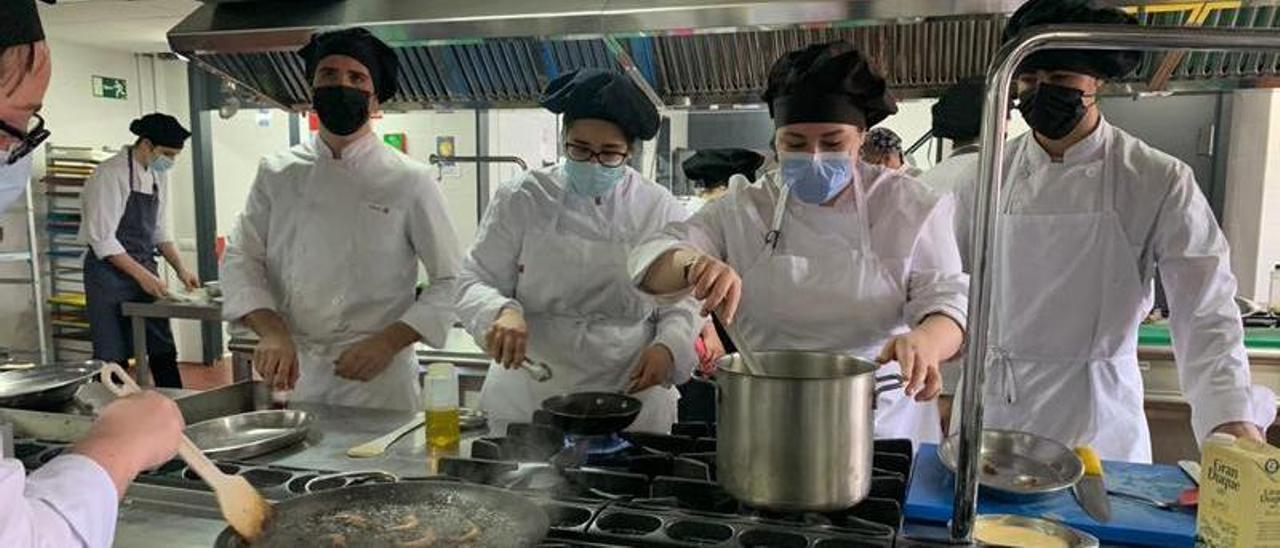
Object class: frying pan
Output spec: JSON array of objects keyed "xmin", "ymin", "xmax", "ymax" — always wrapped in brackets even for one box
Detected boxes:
[
  {"xmin": 540, "ymin": 392, "xmax": 641, "ymax": 437},
  {"xmin": 212, "ymin": 481, "xmax": 549, "ymax": 548},
  {"xmin": 0, "ymin": 361, "xmax": 98, "ymax": 410}
]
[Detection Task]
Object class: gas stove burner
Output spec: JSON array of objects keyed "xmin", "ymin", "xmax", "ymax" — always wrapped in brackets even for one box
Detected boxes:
[
  {"xmin": 551, "ymin": 433, "xmax": 633, "ymax": 469},
  {"xmin": 302, "ymin": 470, "xmax": 398, "ymax": 493},
  {"xmin": 443, "ymin": 427, "xmax": 912, "ymax": 546},
  {"xmin": 744, "ymin": 508, "xmax": 834, "ymax": 527},
  {"xmin": 565, "ymin": 433, "xmax": 631, "ymax": 456}
]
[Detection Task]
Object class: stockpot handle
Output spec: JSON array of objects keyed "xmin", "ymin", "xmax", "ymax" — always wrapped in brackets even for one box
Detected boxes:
[{"xmin": 870, "ymin": 373, "xmax": 911, "ymax": 409}]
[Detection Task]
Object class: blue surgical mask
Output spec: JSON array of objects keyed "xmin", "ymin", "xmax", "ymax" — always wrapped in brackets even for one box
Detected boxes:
[
  {"xmin": 150, "ymin": 155, "xmax": 175, "ymax": 173},
  {"xmin": 779, "ymin": 151, "xmax": 854, "ymax": 204},
  {"xmin": 564, "ymin": 159, "xmax": 625, "ymax": 198},
  {"xmin": 0, "ymin": 150, "xmax": 34, "ymax": 211}
]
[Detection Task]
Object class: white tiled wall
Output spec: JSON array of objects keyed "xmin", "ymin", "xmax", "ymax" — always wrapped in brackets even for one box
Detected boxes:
[{"xmin": 1222, "ymin": 89, "xmax": 1280, "ymax": 303}]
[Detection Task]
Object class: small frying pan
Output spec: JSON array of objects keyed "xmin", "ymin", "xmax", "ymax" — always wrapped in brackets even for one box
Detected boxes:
[{"xmin": 540, "ymin": 392, "xmax": 641, "ymax": 437}]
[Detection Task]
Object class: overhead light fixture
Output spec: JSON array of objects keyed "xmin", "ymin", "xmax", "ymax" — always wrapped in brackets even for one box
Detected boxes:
[{"xmin": 218, "ymin": 80, "xmax": 240, "ymax": 120}]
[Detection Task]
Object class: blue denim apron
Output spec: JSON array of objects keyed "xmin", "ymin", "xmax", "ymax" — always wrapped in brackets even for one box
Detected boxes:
[{"xmin": 83, "ymin": 147, "xmax": 180, "ymax": 387}]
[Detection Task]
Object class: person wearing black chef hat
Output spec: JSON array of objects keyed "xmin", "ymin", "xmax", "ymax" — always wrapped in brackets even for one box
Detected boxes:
[
  {"xmin": 80, "ymin": 112, "xmax": 193, "ymax": 390},
  {"xmin": 683, "ymin": 148, "xmax": 765, "ymax": 202},
  {"xmin": 456, "ymin": 68, "xmax": 700, "ymax": 434},
  {"xmin": 680, "ymin": 148, "xmax": 766, "ymax": 373},
  {"xmin": 920, "ymin": 77, "xmax": 987, "ymax": 275},
  {"xmin": 949, "ymin": 0, "xmax": 1273, "ymax": 462},
  {"xmin": 0, "ymin": 0, "xmax": 54, "ymax": 209},
  {"xmin": 221, "ymin": 27, "xmax": 463, "ymax": 411},
  {"xmin": 1, "ymin": 4, "xmax": 187, "ymax": 547},
  {"xmin": 631, "ymin": 42, "xmax": 969, "ymax": 446},
  {"xmin": 919, "ymin": 77, "xmax": 985, "ymax": 195}
]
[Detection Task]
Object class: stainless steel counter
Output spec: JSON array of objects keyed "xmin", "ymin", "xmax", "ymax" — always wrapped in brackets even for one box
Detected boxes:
[
  {"xmin": 109, "ymin": 398, "xmax": 487, "ymax": 547},
  {"xmin": 234, "ymin": 401, "xmax": 487, "ymax": 478},
  {"xmin": 115, "ymin": 503, "xmax": 229, "ymax": 548},
  {"xmin": 121, "ymin": 300, "xmax": 223, "ymax": 388},
  {"xmin": 2, "ymin": 380, "xmax": 488, "ymax": 547},
  {"xmin": 937, "ymin": 353, "xmax": 1280, "ymax": 463}
]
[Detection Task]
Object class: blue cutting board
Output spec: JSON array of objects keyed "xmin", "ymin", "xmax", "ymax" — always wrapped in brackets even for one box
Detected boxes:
[{"xmin": 905, "ymin": 443, "xmax": 1196, "ymax": 547}]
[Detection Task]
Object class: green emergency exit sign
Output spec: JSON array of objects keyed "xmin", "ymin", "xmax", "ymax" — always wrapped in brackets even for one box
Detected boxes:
[{"xmin": 92, "ymin": 75, "xmax": 127, "ymax": 100}]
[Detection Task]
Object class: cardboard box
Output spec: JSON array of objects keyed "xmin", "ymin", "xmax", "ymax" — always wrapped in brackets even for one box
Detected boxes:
[{"xmin": 1196, "ymin": 437, "xmax": 1280, "ymax": 547}]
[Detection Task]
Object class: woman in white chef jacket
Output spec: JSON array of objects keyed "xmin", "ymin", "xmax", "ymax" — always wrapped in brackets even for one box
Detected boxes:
[
  {"xmin": 630, "ymin": 42, "xmax": 969, "ymax": 446},
  {"xmin": 455, "ymin": 68, "xmax": 700, "ymax": 435},
  {"xmin": 945, "ymin": 0, "xmax": 1272, "ymax": 462}
]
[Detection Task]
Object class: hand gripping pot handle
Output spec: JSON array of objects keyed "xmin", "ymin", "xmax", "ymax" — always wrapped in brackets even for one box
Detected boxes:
[{"xmin": 872, "ymin": 374, "xmax": 905, "ymax": 409}]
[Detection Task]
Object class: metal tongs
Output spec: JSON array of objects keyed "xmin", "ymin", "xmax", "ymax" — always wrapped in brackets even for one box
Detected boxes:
[{"xmin": 520, "ymin": 359, "xmax": 552, "ymax": 382}]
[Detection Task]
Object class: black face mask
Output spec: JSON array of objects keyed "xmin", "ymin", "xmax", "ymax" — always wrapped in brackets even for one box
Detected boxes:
[
  {"xmin": 313, "ymin": 86, "xmax": 370, "ymax": 136},
  {"xmin": 1016, "ymin": 83, "xmax": 1088, "ymax": 140}
]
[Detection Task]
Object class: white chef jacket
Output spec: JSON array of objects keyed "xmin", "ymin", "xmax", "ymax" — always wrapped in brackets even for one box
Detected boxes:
[
  {"xmin": 918, "ymin": 147, "xmax": 980, "ymax": 196},
  {"xmin": 0, "ymin": 455, "xmax": 118, "ymax": 548},
  {"xmin": 631, "ymin": 167, "xmax": 969, "ymax": 338},
  {"xmin": 455, "ymin": 165, "xmax": 700, "ymax": 432},
  {"xmin": 628, "ymin": 164, "xmax": 969, "ymax": 443},
  {"xmin": 950, "ymin": 117, "xmax": 1264, "ymax": 447},
  {"xmin": 78, "ymin": 147, "xmax": 171, "ymax": 258},
  {"xmin": 220, "ymin": 132, "xmax": 462, "ymax": 410}
]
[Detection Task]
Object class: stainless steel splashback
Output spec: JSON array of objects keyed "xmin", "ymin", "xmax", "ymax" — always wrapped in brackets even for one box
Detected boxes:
[{"xmin": 169, "ymin": 0, "xmax": 1280, "ymax": 111}]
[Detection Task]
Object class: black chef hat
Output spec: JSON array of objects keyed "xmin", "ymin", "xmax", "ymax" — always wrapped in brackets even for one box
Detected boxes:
[
  {"xmin": 540, "ymin": 68, "xmax": 660, "ymax": 142},
  {"xmin": 682, "ymin": 149, "xmax": 765, "ymax": 189},
  {"xmin": 932, "ymin": 77, "xmax": 985, "ymax": 142},
  {"xmin": 0, "ymin": 0, "xmax": 47, "ymax": 49},
  {"xmin": 763, "ymin": 41, "xmax": 897, "ymax": 130},
  {"xmin": 300, "ymin": 27, "xmax": 400, "ymax": 103},
  {"xmin": 1004, "ymin": 0, "xmax": 1142, "ymax": 79},
  {"xmin": 130, "ymin": 113, "xmax": 191, "ymax": 149}
]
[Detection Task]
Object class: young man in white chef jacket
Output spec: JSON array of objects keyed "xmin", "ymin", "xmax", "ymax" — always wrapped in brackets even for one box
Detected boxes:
[
  {"xmin": 0, "ymin": 2, "xmax": 186, "ymax": 546},
  {"xmin": 950, "ymin": 0, "xmax": 1273, "ymax": 462},
  {"xmin": 220, "ymin": 27, "xmax": 463, "ymax": 411}
]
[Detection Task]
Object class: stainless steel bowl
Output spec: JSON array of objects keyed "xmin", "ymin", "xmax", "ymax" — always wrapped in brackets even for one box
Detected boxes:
[
  {"xmin": 972, "ymin": 514, "xmax": 1099, "ymax": 547},
  {"xmin": 939, "ymin": 429, "xmax": 1083, "ymax": 500},
  {"xmin": 184, "ymin": 409, "xmax": 313, "ymax": 459}
]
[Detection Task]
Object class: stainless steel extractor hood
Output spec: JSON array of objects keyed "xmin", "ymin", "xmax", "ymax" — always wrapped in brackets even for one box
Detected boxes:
[{"xmin": 169, "ymin": 0, "xmax": 1280, "ymax": 111}]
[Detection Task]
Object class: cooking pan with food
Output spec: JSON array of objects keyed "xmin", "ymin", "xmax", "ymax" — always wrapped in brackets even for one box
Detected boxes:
[
  {"xmin": 540, "ymin": 392, "xmax": 641, "ymax": 436},
  {"xmin": 212, "ymin": 480, "xmax": 549, "ymax": 548}
]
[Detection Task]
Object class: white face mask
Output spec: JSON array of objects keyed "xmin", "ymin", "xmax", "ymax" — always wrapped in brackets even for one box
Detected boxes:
[{"xmin": 0, "ymin": 150, "xmax": 34, "ymax": 211}]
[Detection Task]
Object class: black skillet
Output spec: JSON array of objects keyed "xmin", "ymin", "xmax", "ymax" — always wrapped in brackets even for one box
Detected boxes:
[{"xmin": 539, "ymin": 392, "xmax": 642, "ymax": 437}]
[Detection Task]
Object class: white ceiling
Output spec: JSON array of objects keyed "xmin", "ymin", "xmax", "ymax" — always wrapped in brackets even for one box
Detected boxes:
[{"xmin": 39, "ymin": 0, "xmax": 201, "ymax": 53}]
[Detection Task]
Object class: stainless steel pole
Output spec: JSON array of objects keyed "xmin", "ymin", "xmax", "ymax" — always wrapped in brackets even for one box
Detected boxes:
[{"xmin": 951, "ymin": 24, "xmax": 1280, "ymax": 542}]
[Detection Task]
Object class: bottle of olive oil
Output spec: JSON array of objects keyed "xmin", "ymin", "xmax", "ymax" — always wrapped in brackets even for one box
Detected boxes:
[{"xmin": 423, "ymin": 363, "xmax": 460, "ymax": 453}]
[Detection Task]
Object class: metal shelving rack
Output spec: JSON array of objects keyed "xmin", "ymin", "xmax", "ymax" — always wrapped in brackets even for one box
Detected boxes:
[
  {"xmin": 0, "ymin": 180, "xmax": 48, "ymax": 363},
  {"xmin": 41, "ymin": 145, "xmax": 111, "ymax": 362}
]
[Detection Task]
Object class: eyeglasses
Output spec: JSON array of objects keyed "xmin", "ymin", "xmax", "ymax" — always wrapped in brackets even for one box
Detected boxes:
[
  {"xmin": 565, "ymin": 143, "xmax": 628, "ymax": 168},
  {"xmin": 1, "ymin": 113, "xmax": 51, "ymax": 166}
]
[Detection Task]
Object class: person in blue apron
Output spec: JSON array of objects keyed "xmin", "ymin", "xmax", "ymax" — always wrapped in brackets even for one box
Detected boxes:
[
  {"xmin": 629, "ymin": 42, "xmax": 969, "ymax": 447},
  {"xmin": 80, "ymin": 113, "xmax": 196, "ymax": 388},
  {"xmin": 455, "ymin": 68, "xmax": 701, "ymax": 435}
]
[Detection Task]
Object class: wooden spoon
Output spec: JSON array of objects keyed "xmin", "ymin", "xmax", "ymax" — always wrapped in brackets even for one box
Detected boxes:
[
  {"xmin": 98, "ymin": 362, "xmax": 272, "ymax": 541},
  {"xmin": 347, "ymin": 413, "xmax": 425, "ymax": 458}
]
